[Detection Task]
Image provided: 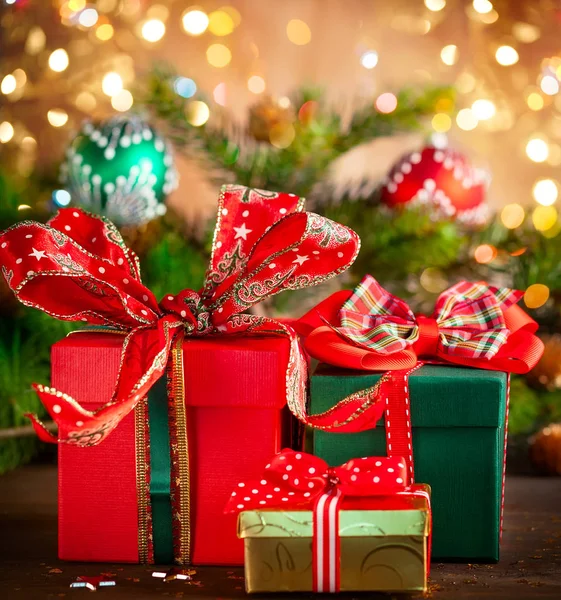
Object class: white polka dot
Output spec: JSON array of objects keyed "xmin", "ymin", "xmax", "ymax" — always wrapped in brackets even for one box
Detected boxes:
[
  {"xmin": 337, "ymin": 252, "xmax": 343, "ymax": 258},
  {"xmin": 265, "ymin": 464, "xmax": 271, "ymax": 469},
  {"xmin": 27, "ymin": 270, "xmax": 34, "ymax": 277},
  {"xmin": 52, "ymin": 405, "xmax": 62, "ymax": 414},
  {"xmin": 269, "ymin": 263, "xmax": 276, "ymax": 269},
  {"xmin": 92, "ymin": 237, "xmax": 97, "ymax": 243},
  {"xmin": 373, "ymin": 476, "xmax": 380, "ymax": 483},
  {"xmin": 242, "ymin": 210, "xmax": 249, "ymax": 217},
  {"xmin": 237, "ymin": 504, "xmax": 244, "ymax": 509},
  {"xmin": 266, "ymin": 494, "xmax": 273, "ymax": 499},
  {"xmin": 350, "ymin": 475, "xmax": 357, "ymax": 482},
  {"xmin": 288, "ymin": 492, "xmax": 295, "ymax": 496},
  {"xmin": 252, "ymin": 489, "xmax": 258, "ymax": 494},
  {"xmin": 279, "ymin": 208, "xmax": 287, "ymax": 214},
  {"xmin": 16, "ymin": 258, "xmax": 22, "ymax": 264},
  {"xmin": 398, "ymin": 463, "xmax": 404, "ymax": 468},
  {"xmin": 281, "ymin": 497, "xmax": 288, "ymax": 502},
  {"xmin": 238, "ymin": 482, "xmax": 245, "ymax": 488},
  {"xmin": 73, "ymin": 211, "xmax": 80, "ymax": 218},
  {"xmin": 123, "ymin": 278, "xmax": 129, "ymax": 284},
  {"xmin": 76, "ymin": 421, "xmax": 83, "ymax": 427},
  {"xmin": 117, "ymin": 258, "xmax": 124, "ymax": 266},
  {"xmin": 1, "ymin": 242, "xmax": 6, "ymax": 248},
  {"xmin": 180, "ymin": 310, "xmax": 187, "ymax": 318},
  {"xmin": 282, "ymin": 474, "xmax": 289, "ymax": 480},
  {"xmin": 308, "ymin": 482, "xmax": 314, "ymax": 489},
  {"xmin": 313, "ymin": 251, "xmax": 320, "ymax": 255},
  {"xmin": 167, "ymin": 296, "xmax": 174, "ymax": 301},
  {"xmin": 308, "ymin": 467, "xmax": 316, "ymax": 474},
  {"xmin": 231, "ymin": 492, "xmax": 236, "ymax": 497},
  {"xmin": 244, "ymin": 497, "xmax": 251, "ymax": 501},
  {"xmin": 65, "ymin": 225, "xmax": 71, "ymax": 232},
  {"xmin": 81, "ymin": 318, "xmax": 87, "ymax": 322},
  {"xmin": 260, "ymin": 479, "xmax": 267, "ymax": 485},
  {"xmin": 375, "ymin": 461, "xmax": 382, "ymax": 467},
  {"xmin": 141, "ymin": 310, "xmax": 148, "ymax": 316},
  {"xmin": 396, "ymin": 477, "xmax": 403, "ymax": 484},
  {"xmin": 304, "ymin": 492, "xmax": 311, "ymax": 497},
  {"xmin": 222, "ymin": 208, "xmax": 228, "ymax": 216},
  {"xmin": 295, "ymin": 453, "xmax": 302, "ymax": 459},
  {"xmin": 273, "ymin": 487, "xmax": 280, "ymax": 492},
  {"xmin": 25, "ymin": 234, "xmax": 32, "ymax": 239},
  {"xmin": 259, "ymin": 500, "xmax": 266, "ymax": 505},
  {"xmin": 353, "ymin": 467, "xmax": 360, "ymax": 473},
  {"xmin": 293, "ymin": 478, "xmax": 299, "ymax": 485},
  {"xmin": 286, "ymin": 465, "xmax": 293, "ymax": 471},
  {"xmin": 279, "ymin": 455, "xmax": 286, "ymax": 460},
  {"xmin": 216, "ymin": 241, "xmax": 222, "ymax": 248},
  {"xmin": 387, "ymin": 467, "xmax": 394, "ymax": 473},
  {"xmin": 142, "ymin": 295, "xmax": 149, "ymax": 302},
  {"xmin": 98, "ymin": 267, "xmax": 105, "ymax": 274}
]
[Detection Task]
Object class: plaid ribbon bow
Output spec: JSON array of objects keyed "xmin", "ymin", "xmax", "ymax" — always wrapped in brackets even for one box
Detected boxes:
[{"xmin": 338, "ymin": 275, "xmax": 521, "ymax": 360}]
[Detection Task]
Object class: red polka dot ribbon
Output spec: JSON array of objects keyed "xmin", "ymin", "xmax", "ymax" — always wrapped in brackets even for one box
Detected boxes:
[{"xmin": 226, "ymin": 449, "xmax": 418, "ymax": 593}]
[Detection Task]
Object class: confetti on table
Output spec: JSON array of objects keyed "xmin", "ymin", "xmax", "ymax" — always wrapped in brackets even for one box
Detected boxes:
[
  {"xmin": 151, "ymin": 567, "xmax": 197, "ymax": 582},
  {"xmin": 70, "ymin": 575, "xmax": 116, "ymax": 590}
]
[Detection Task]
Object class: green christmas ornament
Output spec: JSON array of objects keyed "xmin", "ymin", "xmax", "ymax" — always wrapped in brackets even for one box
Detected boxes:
[{"xmin": 60, "ymin": 115, "xmax": 179, "ymax": 226}]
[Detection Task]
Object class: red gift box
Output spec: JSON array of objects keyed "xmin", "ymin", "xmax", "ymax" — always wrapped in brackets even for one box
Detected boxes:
[{"xmin": 54, "ymin": 332, "xmax": 294, "ymax": 565}]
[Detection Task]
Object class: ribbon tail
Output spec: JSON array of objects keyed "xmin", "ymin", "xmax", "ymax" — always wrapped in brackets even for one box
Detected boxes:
[
  {"xmin": 24, "ymin": 412, "xmax": 59, "ymax": 443},
  {"xmin": 313, "ymin": 488, "xmax": 343, "ymax": 593}
]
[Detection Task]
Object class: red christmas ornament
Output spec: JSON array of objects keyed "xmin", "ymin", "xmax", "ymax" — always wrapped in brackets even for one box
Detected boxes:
[{"xmin": 380, "ymin": 146, "xmax": 489, "ymax": 225}]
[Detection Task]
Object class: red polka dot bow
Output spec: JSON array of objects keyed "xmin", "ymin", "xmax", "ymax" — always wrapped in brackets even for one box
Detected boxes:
[
  {"xmin": 225, "ymin": 449, "xmax": 409, "ymax": 513},
  {"xmin": 0, "ymin": 185, "xmax": 359, "ymax": 446}
]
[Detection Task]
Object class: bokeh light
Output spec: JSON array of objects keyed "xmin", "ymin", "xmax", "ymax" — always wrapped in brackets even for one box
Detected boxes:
[
  {"xmin": 440, "ymin": 45, "xmax": 458, "ymax": 66},
  {"xmin": 208, "ymin": 10, "xmax": 235, "ymax": 36},
  {"xmin": 473, "ymin": 0, "xmax": 493, "ymax": 14},
  {"xmin": 360, "ymin": 50, "xmax": 378, "ymax": 69},
  {"xmin": 247, "ymin": 75, "xmax": 266, "ymax": 94},
  {"xmin": 532, "ymin": 205, "xmax": 557, "ymax": 231},
  {"xmin": 375, "ymin": 92, "xmax": 397, "ymax": 113},
  {"xmin": 420, "ymin": 267, "xmax": 448, "ymax": 293},
  {"xmin": 526, "ymin": 138, "xmax": 549, "ymax": 162},
  {"xmin": 495, "ymin": 45, "xmax": 518, "ymax": 66},
  {"xmin": 111, "ymin": 89, "xmax": 134, "ymax": 112},
  {"xmin": 75, "ymin": 91, "xmax": 97, "ymax": 112},
  {"xmin": 533, "ymin": 179, "xmax": 558, "ymax": 206},
  {"xmin": 213, "ymin": 82, "xmax": 227, "ymax": 106},
  {"xmin": 456, "ymin": 108, "xmax": 478, "ymax": 131},
  {"xmin": 471, "ymin": 99, "xmax": 496, "ymax": 120},
  {"xmin": 48, "ymin": 49, "xmax": 69, "ymax": 72},
  {"xmin": 500, "ymin": 203, "xmax": 525, "ymax": 229},
  {"xmin": 53, "ymin": 189, "xmax": 71, "ymax": 207},
  {"xmin": 527, "ymin": 92, "xmax": 544, "ymax": 111},
  {"xmin": 0, "ymin": 121, "xmax": 14, "ymax": 143},
  {"xmin": 1, "ymin": 74, "xmax": 16, "ymax": 95},
  {"xmin": 456, "ymin": 72, "xmax": 476, "ymax": 94},
  {"xmin": 513, "ymin": 22, "xmax": 540, "ymax": 44},
  {"xmin": 174, "ymin": 77, "xmax": 197, "ymax": 98},
  {"xmin": 206, "ymin": 44, "xmax": 232, "ymax": 68},
  {"xmin": 47, "ymin": 109, "xmax": 69, "ymax": 128},
  {"xmin": 424, "ymin": 0, "xmax": 446, "ymax": 11},
  {"xmin": 524, "ymin": 284, "xmax": 550, "ymax": 309},
  {"xmin": 102, "ymin": 72, "xmax": 123, "ymax": 96},
  {"xmin": 540, "ymin": 75, "xmax": 559, "ymax": 96},
  {"xmin": 432, "ymin": 113, "xmax": 452, "ymax": 132},
  {"xmin": 141, "ymin": 19, "xmax": 166, "ymax": 42},
  {"xmin": 182, "ymin": 9, "xmax": 209, "ymax": 36},
  {"xmin": 96, "ymin": 24, "xmax": 114, "ymax": 41},
  {"xmin": 286, "ymin": 19, "xmax": 311, "ymax": 45},
  {"xmin": 187, "ymin": 100, "xmax": 210, "ymax": 126},
  {"xmin": 474, "ymin": 244, "xmax": 497, "ymax": 264},
  {"xmin": 269, "ymin": 123, "xmax": 296, "ymax": 149},
  {"xmin": 78, "ymin": 8, "xmax": 99, "ymax": 28}
]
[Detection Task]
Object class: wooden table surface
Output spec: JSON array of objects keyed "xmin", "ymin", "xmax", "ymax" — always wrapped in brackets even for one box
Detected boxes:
[{"xmin": 0, "ymin": 465, "xmax": 560, "ymax": 599}]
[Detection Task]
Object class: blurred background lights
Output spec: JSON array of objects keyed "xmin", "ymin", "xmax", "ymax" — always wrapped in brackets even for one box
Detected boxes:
[
  {"xmin": 473, "ymin": 0, "xmax": 493, "ymax": 14},
  {"xmin": 75, "ymin": 91, "xmax": 96, "ymax": 112},
  {"xmin": 495, "ymin": 45, "xmax": 519, "ymax": 66},
  {"xmin": 269, "ymin": 123, "xmax": 295, "ymax": 149},
  {"xmin": 501, "ymin": 203, "xmax": 525, "ymax": 229},
  {"xmin": 208, "ymin": 10, "xmax": 235, "ymax": 36},
  {"xmin": 186, "ymin": 100, "xmax": 210, "ymax": 126},
  {"xmin": 96, "ymin": 24, "xmax": 114, "ymax": 41},
  {"xmin": 0, "ymin": 122, "xmax": 14, "ymax": 143},
  {"xmin": 278, "ymin": 96, "xmax": 291, "ymax": 109},
  {"xmin": 540, "ymin": 75, "xmax": 559, "ymax": 96},
  {"xmin": 111, "ymin": 89, "xmax": 134, "ymax": 112},
  {"xmin": 206, "ymin": 43, "xmax": 232, "ymax": 68},
  {"xmin": 68, "ymin": 0, "xmax": 86, "ymax": 10},
  {"xmin": 47, "ymin": 109, "xmax": 68, "ymax": 128},
  {"xmin": 471, "ymin": 99, "xmax": 496, "ymax": 120},
  {"xmin": 533, "ymin": 179, "xmax": 558, "ymax": 206},
  {"xmin": 456, "ymin": 108, "xmax": 478, "ymax": 130},
  {"xmin": 512, "ymin": 22, "xmax": 540, "ymax": 44},
  {"xmin": 142, "ymin": 19, "xmax": 166, "ymax": 42},
  {"xmin": 432, "ymin": 113, "xmax": 451, "ymax": 132},
  {"xmin": 247, "ymin": 75, "xmax": 266, "ymax": 94},
  {"xmin": 419, "ymin": 267, "xmax": 448, "ymax": 293},
  {"xmin": 526, "ymin": 138, "xmax": 549, "ymax": 162},
  {"xmin": 524, "ymin": 284, "xmax": 550, "ymax": 309},
  {"xmin": 53, "ymin": 189, "xmax": 71, "ymax": 207},
  {"xmin": 360, "ymin": 50, "xmax": 378, "ymax": 69},
  {"xmin": 474, "ymin": 244, "xmax": 497, "ymax": 264},
  {"xmin": 182, "ymin": 9, "xmax": 209, "ymax": 36},
  {"xmin": 375, "ymin": 92, "xmax": 397, "ymax": 113},
  {"xmin": 48, "ymin": 49, "xmax": 69, "ymax": 72},
  {"xmin": 25, "ymin": 27, "xmax": 46, "ymax": 55},
  {"xmin": 440, "ymin": 44, "xmax": 458, "ymax": 66},
  {"xmin": 286, "ymin": 19, "xmax": 311, "ymax": 45},
  {"xmin": 78, "ymin": 8, "xmax": 98, "ymax": 28},
  {"xmin": 173, "ymin": 77, "xmax": 197, "ymax": 98},
  {"xmin": 527, "ymin": 92, "xmax": 544, "ymax": 111},
  {"xmin": 456, "ymin": 72, "xmax": 476, "ymax": 93},
  {"xmin": 213, "ymin": 82, "xmax": 227, "ymax": 106},
  {"xmin": 532, "ymin": 205, "xmax": 557, "ymax": 231},
  {"xmin": 1, "ymin": 74, "xmax": 16, "ymax": 95},
  {"xmin": 102, "ymin": 72, "xmax": 123, "ymax": 96},
  {"xmin": 424, "ymin": 0, "xmax": 446, "ymax": 11}
]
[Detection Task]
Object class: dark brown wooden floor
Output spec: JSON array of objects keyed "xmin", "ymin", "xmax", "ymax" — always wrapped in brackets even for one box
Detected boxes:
[{"xmin": 0, "ymin": 465, "xmax": 560, "ymax": 599}]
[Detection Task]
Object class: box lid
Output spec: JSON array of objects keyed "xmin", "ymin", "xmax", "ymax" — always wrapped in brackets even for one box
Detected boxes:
[{"xmin": 311, "ymin": 363, "xmax": 506, "ymax": 428}]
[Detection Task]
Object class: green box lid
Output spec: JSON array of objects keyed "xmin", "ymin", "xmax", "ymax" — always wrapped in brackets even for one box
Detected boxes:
[{"xmin": 311, "ymin": 364, "xmax": 506, "ymax": 428}]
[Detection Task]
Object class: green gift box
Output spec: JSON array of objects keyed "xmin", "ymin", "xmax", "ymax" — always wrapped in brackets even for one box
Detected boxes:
[{"xmin": 310, "ymin": 363, "xmax": 507, "ymax": 562}]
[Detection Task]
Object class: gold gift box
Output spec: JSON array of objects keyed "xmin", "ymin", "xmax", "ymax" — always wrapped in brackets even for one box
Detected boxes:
[{"xmin": 238, "ymin": 486, "xmax": 431, "ymax": 593}]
